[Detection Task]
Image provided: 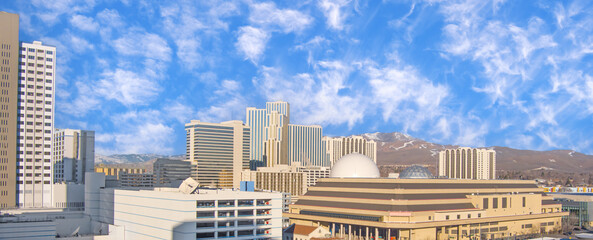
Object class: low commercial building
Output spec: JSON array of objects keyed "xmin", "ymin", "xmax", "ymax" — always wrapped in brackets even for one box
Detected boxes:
[
  {"xmin": 86, "ymin": 174, "xmax": 283, "ymax": 240},
  {"xmin": 0, "ymin": 208, "xmax": 92, "ymax": 238},
  {"xmin": 285, "ymin": 153, "xmax": 567, "ymax": 240},
  {"xmin": 153, "ymin": 158, "xmax": 192, "ymax": 187},
  {"xmin": 245, "ymin": 166, "xmax": 307, "ymax": 198},
  {"xmin": 119, "ymin": 172, "xmax": 154, "ymax": 188},
  {"xmin": 94, "ymin": 164, "xmax": 146, "ymax": 179},
  {"xmin": 550, "ymin": 193, "xmax": 593, "ymax": 229}
]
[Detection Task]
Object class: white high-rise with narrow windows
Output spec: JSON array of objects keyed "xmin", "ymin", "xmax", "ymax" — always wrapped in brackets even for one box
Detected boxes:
[
  {"xmin": 288, "ymin": 124, "xmax": 325, "ymax": 167},
  {"xmin": 322, "ymin": 136, "xmax": 377, "ymax": 167},
  {"xmin": 438, "ymin": 147, "xmax": 496, "ymax": 180},
  {"xmin": 17, "ymin": 41, "xmax": 55, "ymax": 208},
  {"xmin": 53, "ymin": 129, "xmax": 95, "ymax": 184}
]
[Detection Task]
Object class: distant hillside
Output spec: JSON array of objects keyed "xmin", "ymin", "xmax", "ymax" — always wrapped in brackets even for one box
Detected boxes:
[
  {"xmin": 96, "ymin": 153, "xmax": 185, "ymax": 164},
  {"xmin": 361, "ymin": 132, "xmax": 593, "ymax": 173},
  {"xmin": 95, "ymin": 132, "xmax": 593, "ymax": 173}
]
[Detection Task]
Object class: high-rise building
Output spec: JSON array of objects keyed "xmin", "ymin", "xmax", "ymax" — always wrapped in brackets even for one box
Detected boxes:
[
  {"xmin": 263, "ymin": 110, "xmax": 288, "ymax": 167},
  {"xmin": 246, "ymin": 107, "xmax": 267, "ymax": 167},
  {"xmin": 246, "ymin": 101, "xmax": 290, "ymax": 168},
  {"xmin": 322, "ymin": 136, "xmax": 377, "ymax": 166},
  {"xmin": 438, "ymin": 147, "xmax": 496, "ymax": 180},
  {"xmin": 0, "ymin": 12, "xmax": 19, "ymax": 209},
  {"xmin": 17, "ymin": 40, "xmax": 56, "ymax": 208},
  {"xmin": 288, "ymin": 124, "xmax": 325, "ymax": 166},
  {"xmin": 185, "ymin": 120, "xmax": 250, "ymax": 188},
  {"xmin": 53, "ymin": 129, "xmax": 95, "ymax": 184}
]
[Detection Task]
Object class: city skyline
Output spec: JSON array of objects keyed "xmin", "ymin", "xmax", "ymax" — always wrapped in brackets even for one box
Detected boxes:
[{"xmin": 3, "ymin": 1, "xmax": 593, "ymax": 155}]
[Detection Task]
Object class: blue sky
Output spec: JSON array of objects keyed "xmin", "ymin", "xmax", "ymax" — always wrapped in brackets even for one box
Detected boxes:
[{"xmin": 4, "ymin": 0, "xmax": 593, "ymax": 155}]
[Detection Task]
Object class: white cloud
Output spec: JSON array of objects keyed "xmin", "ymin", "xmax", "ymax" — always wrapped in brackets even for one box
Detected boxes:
[
  {"xmin": 113, "ymin": 31, "xmax": 172, "ymax": 62},
  {"xmin": 31, "ymin": 0, "xmax": 96, "ymax": 25},
  {"xmin": 253, "ymin": 62, "xmax": 367, "ymax": 127},
  {"xmin": 367, "ymin": 64, "xmax": 448, "ymax": 124},
  {"xmin": 97, "ymin": 110, "xmax": 175, "ymax": 154},
  {"xmin": 318, "ymin": 0, "xmax": 351, "ymax": 30},
  {"xmin": 439, "ymin": 1, "xmax": 557, "ymax": 105},
  {"xmin": 158, "ymin": 1, "xmax": 240, "ymax": 70},
  {"xmin": 249, "ymin": 2, "xmax": 314, "ymax": 33},
  {"xmin": 69, "ymin": 14, "xmax": 99, "ymax": 32},
  {"xmin": 197, "ymin": 80, "xmax": 247, "ymax": 123},
  {"xmin": 236, "ymin": 26, "xmax": 270, "ymax": 63},
  {"xmin": 95, "ymin": 69, "xmax": 160, "ymax": 106},
  {"xmin": 165, "ymin": 101, "xmax": 196, "ymax": 124}
]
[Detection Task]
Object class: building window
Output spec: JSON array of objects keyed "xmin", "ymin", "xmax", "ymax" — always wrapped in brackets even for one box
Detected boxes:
[
  {"xmin": 493, "ymin": 198, "xmax": 498, "ymax": 209},
  {"xmin": 522, "ymin": 197, "xmax": 526, "ymax": 207},
  {"xmin": 457, "ymin": 214, "xmax": 460, "ymax": 219},
  {"xmin": 483, "ymin": 198, "xmax": 489, "ymax": 209},
  {"xmin": 446, "ymin": 215, "xmax": 449, "ymax": 220},
  {"xmin": 502, "ymin": 198, "xmax": 507, "ymax": 208}
]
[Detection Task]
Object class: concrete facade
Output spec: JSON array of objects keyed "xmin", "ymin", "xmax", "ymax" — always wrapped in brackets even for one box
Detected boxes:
[
  {"xmin": 53, "ymin": 129, "xmax": 95, "ymax": 184},
  {"xmin": 85, "ymin": 174, "xmax": 284, "ymax": 240},
  {"xmin": 186, "ymin": 120, "xmax": 250, "ymax": 189},
  {"xmin": 17, "ymin": 41, "xmax": 56, "ymax": 208},
  {"xmin": 0, "ymin": 11, "xmax": 19, "ymax": 209},
  {"xmin": 438, "ymin": 147, "xmax": 496, "ymax": 180}
]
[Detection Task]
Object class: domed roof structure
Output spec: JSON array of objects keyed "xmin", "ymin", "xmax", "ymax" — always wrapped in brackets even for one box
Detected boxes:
[
  {"xmin": 330, "ymin": 153, "xmax": 380, "ymax": 178},
  {"xmin": 399, "ymin": 165, "xmax": 433, "ymax": 179}
]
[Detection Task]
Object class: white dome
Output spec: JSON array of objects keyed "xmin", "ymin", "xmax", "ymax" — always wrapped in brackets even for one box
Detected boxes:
[{"xmin": 330, "ymin": 153, "xmax": 380, "ymax": 178}]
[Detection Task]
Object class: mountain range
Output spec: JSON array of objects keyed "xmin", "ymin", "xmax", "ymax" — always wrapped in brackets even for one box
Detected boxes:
[
  {"xmin": 95, "ymin": 132, "xmax": 593, "ymax": 173},
  {"xmin": 362, "ymin": 132, "xmax": 593, "ymax": 173}
]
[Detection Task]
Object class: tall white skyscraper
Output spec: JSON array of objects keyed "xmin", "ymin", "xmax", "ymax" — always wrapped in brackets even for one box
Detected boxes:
[
  {"xmin": 438, "ymin": 147, "xmax": 496, "ymax": 180},
  {"xmin": 322, "ymin": 136, "xmax": 377, "ymax": 166},
  {"xmin": 246, "ymin": 101, "xmax": 289, "ymax": 168},
  {"xmin": 17, "ymin": 41, "xmax": 55, "ymax": 208},
  {"xmin": 246, "ymin": 107, "xmax": 267, "ymax": 167},
  {"xmin": 288, "ymin": 124, "xmax": 325, "ymax": 166},
  {"xmin": 53, "ymin": 129, "xmax": 94, "ymax": 184}
]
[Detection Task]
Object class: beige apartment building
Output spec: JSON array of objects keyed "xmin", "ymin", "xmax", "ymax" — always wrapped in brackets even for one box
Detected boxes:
[
  {"xmin": 243, "ymin": 166, "xmax": 308, "ymax": 198},
  {"xmin": 0, "ymin": 12, "xmax": 19, "ymax": 209},
  {"xmin": 243, "ymin": 165, "xmax": 330, "ymax": 201},
  {"xmin": 185, "ymin": 120, "xmax": 250, "ymax": 188},
  {"xmin": 439, "ymin": 147, "xmax": 496, "ymax": 180},
  {"xmin": 323, "ymin": 136, "xmax": 377, "ymax": 166}
]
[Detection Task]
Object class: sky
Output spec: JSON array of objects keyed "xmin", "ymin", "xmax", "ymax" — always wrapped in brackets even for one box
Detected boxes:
[{"xmin": 3, "ymin": 0, "xmax": 593, "ymax": 155}]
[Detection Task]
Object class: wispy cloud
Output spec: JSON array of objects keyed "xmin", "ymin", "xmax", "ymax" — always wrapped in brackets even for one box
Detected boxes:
[
  {"xmin": 318, "ymin": 0, "xmax": 351, "ymax": 30},
  {"xmin": 249, "ymin": 2, "xmax": 314, "ymax": 33},
  {"xmin": 236, "ymin": 26, "xmax": 270, "ymax": 63},
  {"xmin": 113, "ymin": 30, "xmax": 172, "ymax": 62},
  {"xmin": 69, "ymin": 14, "xmax": 99, "ymax": 32}
]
